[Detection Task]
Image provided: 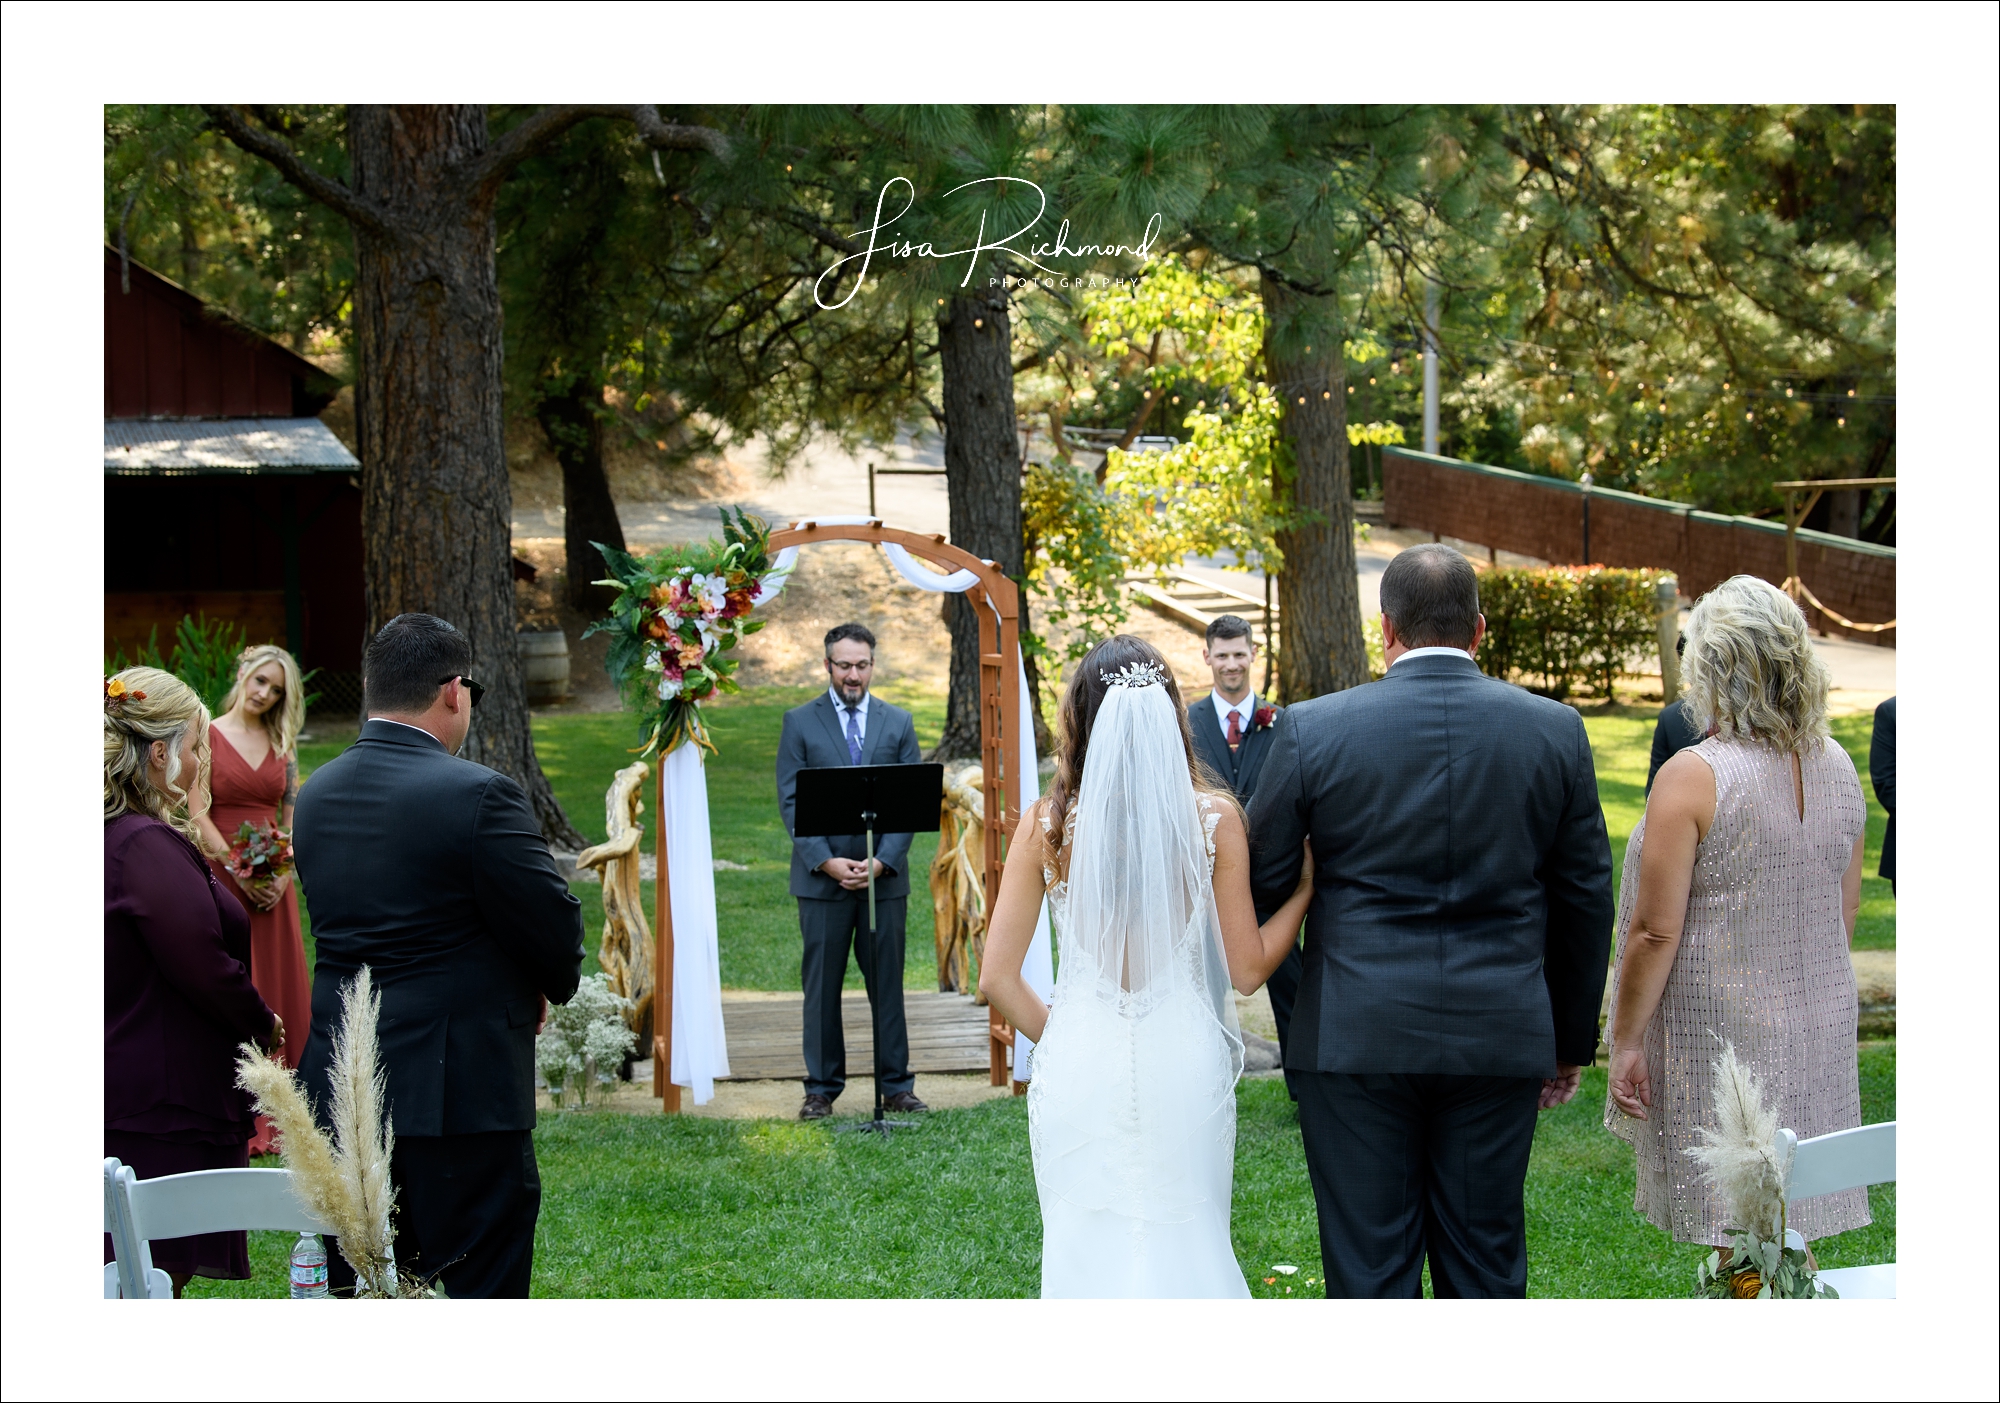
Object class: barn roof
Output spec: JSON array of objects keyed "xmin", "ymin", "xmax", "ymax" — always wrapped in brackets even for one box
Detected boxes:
[{"xmin": 104, "ymin": 418, "xmax": 360, "ymax": 476}]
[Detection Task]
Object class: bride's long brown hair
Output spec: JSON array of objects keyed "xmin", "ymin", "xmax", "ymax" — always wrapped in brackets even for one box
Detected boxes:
[{"xmin": 1042, "ymin": 635, "xmax": 1232, "ymax": 845}]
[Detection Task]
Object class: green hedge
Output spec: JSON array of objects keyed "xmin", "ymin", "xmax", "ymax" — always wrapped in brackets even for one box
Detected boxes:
[{"xmin": 1476, "ymin": 566, "xmax": 1667, "ymax": 700}]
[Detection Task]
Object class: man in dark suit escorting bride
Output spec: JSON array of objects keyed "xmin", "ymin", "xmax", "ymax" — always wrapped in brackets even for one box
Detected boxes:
[{"xmin": 1248, "ymin": 545, "xmax": 1613, "ymax": 1297}]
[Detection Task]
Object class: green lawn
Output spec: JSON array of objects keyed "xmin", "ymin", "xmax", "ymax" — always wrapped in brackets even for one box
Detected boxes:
[{"xmin": 193, "ymin": 1042, "xmax": 1894, "ymax": 1299}]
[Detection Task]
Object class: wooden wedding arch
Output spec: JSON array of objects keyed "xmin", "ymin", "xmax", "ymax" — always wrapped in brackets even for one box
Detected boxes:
[{"xmin": 648, "ymin": 518, "xmax": 1027, "ymax": 1109}]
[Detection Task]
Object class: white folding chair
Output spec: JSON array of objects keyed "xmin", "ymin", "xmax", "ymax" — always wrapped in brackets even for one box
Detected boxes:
[
  {"xmin": 1778, "ymin": 1122, "xmax": 1897, "ymax": 1299},
  {"xmin": 103, "ymin": 1157, "xmax": 332, "ymax": 1299}
]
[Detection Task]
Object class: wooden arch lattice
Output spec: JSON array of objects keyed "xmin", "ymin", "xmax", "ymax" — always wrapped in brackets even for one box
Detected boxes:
[{"xmin": 648, "ymin": 518, "xmax": 1027, "ymax": 1109}]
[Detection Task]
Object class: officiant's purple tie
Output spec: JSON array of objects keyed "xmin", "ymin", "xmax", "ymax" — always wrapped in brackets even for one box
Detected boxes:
[{"xmin": 844, "ymin": 704, "xmax": 864, "ymax": 764}]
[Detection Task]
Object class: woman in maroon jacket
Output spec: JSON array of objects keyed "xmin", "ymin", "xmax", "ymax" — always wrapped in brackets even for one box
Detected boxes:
[{"xmin": 105, "ymin": 668, "xmax": 282, "ymax": 1295}]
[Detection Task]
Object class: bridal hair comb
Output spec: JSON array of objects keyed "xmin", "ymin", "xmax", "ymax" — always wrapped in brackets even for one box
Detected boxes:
[{"xmin": 1100, "ymin": 659, "xmax": 1167, "ymax": 689}]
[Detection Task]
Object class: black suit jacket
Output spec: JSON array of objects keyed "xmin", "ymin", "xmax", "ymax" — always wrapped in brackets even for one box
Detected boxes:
[
  {"xmin": 1870, "ymin": 695, "xmax": 1895, "ymax": 883},
  {"xmin": 294, "ymin": 721, "xmax": 585, "ymax": 1137},
  {"xmin": 1645, "ymin": 698, "xmax": 1702, "ymax": 795},
  {"xmin": 777, "ymin": 692, "xmax": 923, "ymax": 899},
  {"xmin": 1246, "ymin": 653, "xmax": 1613, "ymax": 1077},
  {"xmin": 1189, "ymin": 694, "xmax": 1279, "ymax": 802}
]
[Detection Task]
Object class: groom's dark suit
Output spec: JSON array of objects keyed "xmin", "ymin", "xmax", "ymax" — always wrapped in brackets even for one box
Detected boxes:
[
  {"xmin": 1188, "ymin": 693, "xmax": 1302, "ymax": 1096},
  {"xmin": 1248, "ymin": 652, "xmax": 1612, "ymax": 1297},
  {"xmin": 295, "ymin": 720, "xmax": 584, "ymax": 1297}
]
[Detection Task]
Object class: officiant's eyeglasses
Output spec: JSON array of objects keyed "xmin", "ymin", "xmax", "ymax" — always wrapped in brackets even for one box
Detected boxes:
[{"xmin": 439, "ymin": 675, "xmax": 486, "ymax": 709}]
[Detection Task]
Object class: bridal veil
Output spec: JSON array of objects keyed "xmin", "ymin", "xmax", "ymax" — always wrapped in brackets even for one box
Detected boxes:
[{"xmin": 1027, "ymin": 659, "xmax": 1246, "ymax": 1293}]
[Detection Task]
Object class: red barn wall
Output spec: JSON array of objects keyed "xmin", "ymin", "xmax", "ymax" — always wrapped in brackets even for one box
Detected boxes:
[
  {"xmin": 103, "ymin": 248, "xmax": 327, "ymax": 419},
  {"xmin": 1382, "ymin": 449, "xmax": 1896, "ymax": 647}
]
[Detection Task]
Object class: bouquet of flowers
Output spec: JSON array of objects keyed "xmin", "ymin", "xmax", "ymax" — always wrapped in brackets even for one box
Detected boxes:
[
  {"xmin": 230, "ymin": 820, "xmax": 295, "ymax": 888},
  {"xmin": 585, "ymin": 508, "xmax": 789, "ymax": 757}
]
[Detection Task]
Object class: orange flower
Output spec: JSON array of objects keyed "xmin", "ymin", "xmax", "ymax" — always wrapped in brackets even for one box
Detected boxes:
[{"xmin": 1729, "ymin": 1270, "xmax": 1763, "ymax": 1299}]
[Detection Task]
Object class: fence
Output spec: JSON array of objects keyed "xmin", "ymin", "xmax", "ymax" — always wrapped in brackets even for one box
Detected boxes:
[{"xmin": 1382, "ymin": 448, "xmax": 1895, "ymax": 647}]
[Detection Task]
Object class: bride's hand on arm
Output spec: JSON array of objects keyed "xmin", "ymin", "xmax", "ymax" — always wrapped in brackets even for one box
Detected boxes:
[
  {"xmin": 977, "ymin": 802, "xmax": 1053, "ymax": 1044},
  {"xmin": 1212, "ymin": 808, "xmax": 1309, "ymax": 995}
]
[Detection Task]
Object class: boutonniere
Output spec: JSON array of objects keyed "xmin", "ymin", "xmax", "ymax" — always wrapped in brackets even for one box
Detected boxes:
[{"xmin": 1252, "ymin": 705, "xmax": 1278, "ymax": 732}]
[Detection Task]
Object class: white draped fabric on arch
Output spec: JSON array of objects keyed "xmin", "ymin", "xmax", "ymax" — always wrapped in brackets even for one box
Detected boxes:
[{"xmin": 657, "ymin": 517, "xmax": 1054, "ymax": 1105}]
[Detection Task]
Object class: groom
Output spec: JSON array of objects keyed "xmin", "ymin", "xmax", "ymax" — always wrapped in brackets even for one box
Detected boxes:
[{"xmin": 1248, "ymin": 545, "xmax": 1612, "ymax": 1298}]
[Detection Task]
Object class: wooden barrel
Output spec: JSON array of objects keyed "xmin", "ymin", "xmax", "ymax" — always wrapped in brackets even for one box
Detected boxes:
[{"xmin": 518, "ymin": 630, "xmax": 570, "ymax": 704}]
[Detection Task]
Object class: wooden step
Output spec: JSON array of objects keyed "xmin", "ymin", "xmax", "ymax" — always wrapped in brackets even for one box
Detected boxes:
[{"xmin": 717, "ymin": 990, "xmax": 993, "ymax": 1081}]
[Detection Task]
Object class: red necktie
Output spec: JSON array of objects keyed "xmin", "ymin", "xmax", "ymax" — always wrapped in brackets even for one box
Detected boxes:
[{"xmin": 1227, "ymin": 709, "xmax": 1243, "ymax": 753}]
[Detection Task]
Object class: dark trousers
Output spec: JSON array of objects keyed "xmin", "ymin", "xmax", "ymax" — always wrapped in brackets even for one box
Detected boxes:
[
  {"xmin": 326, "ymin": 1129, "xmax": 540, "ymax": 1298},
  {"xmin": 799, "ymin": 891, "xmax": 910, "ymax": 1101},
  {"xmin": 1265, "ymin": 945, "xmax": 1304, "ymax": 1100},
  {"xmin": 1295, "ymin": 1071, "xmax": 1541, "ymax": 1298}
]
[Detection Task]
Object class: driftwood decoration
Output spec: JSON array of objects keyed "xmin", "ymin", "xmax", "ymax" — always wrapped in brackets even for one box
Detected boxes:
[
  {"xmin": 576, "ymin": 760, "xmax": 654, "ymax": 1046},
  {"xmin": 929, "ymin": 762, "xmax": 989, "ymax": 1000}
]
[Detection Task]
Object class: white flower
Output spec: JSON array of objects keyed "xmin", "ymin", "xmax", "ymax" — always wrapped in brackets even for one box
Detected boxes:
[
  {"xmin": 657, "ymin": 674, "xmax": 684, "ymax": 700},
  {"xmin": 642, "ymin": 647, "xmax": 663, "ymax": 673},
  {"xmin": 691, "ymin": 572, "xmax": 729, "ymax": 615}
]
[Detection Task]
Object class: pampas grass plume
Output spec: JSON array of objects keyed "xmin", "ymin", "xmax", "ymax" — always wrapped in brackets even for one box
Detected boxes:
[
  {"xmin": 236, "ymin": 965, "xmax": 406, "ymax": 1295},
  {"xmin": 235, "ymin": 1044, "xmax": 358, "ymax": 1237},
  {"xmin": 1686, "ymin": 1040, "xmax": 1791, "ymax": 1241},
  {"xmin": 329, "ymin": 966, "xmax": 397, "ymax": 1291}
]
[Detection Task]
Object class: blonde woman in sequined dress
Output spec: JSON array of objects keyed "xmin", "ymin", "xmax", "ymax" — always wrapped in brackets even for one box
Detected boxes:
[{"xmin": 1604, "ymin": 575, "xmax": 1870, "ymax": 1245}]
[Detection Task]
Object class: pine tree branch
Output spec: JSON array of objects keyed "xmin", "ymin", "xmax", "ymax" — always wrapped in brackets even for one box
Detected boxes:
[
  {"xmin": 470, "ymin": 104, "xmax": 731, "ymax": 203},
  {"xmin": 200, "ymin": 105, "xmax": 396, "ymax": 236}
]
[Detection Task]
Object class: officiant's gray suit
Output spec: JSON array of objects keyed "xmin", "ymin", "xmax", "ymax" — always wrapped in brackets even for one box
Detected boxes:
[{"xmin": 776, "ymin": 690, "xmax": 922, "ymax": 1102}]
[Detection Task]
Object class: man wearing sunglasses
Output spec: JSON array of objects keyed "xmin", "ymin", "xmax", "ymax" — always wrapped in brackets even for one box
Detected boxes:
[{"xmin": 294, "ymin": 613, "xmax": 584, "ymax": 1298}]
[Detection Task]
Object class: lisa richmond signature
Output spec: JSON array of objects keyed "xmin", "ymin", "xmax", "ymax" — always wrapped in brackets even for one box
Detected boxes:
[{"xmin": 814, "ymin": 176, "xmax": 1163, "ymax": 310}]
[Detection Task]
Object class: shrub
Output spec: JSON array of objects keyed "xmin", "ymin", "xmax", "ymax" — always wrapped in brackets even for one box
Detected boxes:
[
  {"xmin": 1476, "ymin": 566, "xmax": 1666, "ymax": 700},
  {"xmin": 107, "ymin": 613, "xmax": 247, "ymax": 714},
  {"xmin": 106, "ymin": 613, "xmax": 321, "ymax": 714}
]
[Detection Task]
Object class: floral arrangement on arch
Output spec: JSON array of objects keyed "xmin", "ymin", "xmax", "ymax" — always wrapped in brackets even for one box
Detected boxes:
[{"xmin": 585, "ymin": 508, "xmax": 789, "ymax": 758}]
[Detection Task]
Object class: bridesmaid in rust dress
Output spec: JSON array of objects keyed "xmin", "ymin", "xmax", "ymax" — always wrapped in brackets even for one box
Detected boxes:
[{"xmin": 195, "ymin": 645, "xmax": 311, "ymax": 1157}]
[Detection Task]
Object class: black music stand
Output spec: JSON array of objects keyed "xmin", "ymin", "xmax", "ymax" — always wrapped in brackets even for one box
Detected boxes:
[{"xmin": 793, "ymin": 762, "xmax": 944, "ymax": 1136}]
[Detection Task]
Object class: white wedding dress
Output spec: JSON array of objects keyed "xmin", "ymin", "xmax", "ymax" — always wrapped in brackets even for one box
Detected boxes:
[{"xmin": 1026, "ymin": 666, "xmax": 1248, "ymax": 1298}]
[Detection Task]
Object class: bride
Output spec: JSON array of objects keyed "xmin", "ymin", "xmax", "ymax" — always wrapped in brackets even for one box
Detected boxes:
[{"xmin": 981, "ymin": 636, "xmax": 1313, "ymax": 1297}]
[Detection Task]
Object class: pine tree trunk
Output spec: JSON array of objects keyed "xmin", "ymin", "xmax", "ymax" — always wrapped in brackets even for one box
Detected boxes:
[
  {"xmin": 534, "ymin": 376, "xmax": 628, "ymax": 609},
  {"xmin": 348, "ymin": 105, "xmax": 586, "ymax": 848},
  {"xmin": 933, "ymin": 286, "xmax": 1023, "ymax": 763},
  {"xmin": 1262, "ymin": 273, "xmax": 1369, "ymax": 701}
]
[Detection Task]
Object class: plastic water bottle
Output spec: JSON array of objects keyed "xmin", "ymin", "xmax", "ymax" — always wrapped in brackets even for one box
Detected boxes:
[{"xmin": 288, "ymin": 1232, "xmax": 329, "ymax": 1298}]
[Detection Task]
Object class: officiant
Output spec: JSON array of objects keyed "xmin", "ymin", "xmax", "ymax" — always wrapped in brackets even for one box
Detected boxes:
[
  {"xmin": 1189, "ymin": 615, "xmax": 1300, "ymax": 1096},
  {"xmin": 776, "ymin": 623, "xmax": 928, "ymax": 1122}
]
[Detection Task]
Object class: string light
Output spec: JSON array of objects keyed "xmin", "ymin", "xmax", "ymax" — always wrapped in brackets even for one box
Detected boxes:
[
  {"xmin": 1837, "ymin": 417, "xmax": 1847, "ymax": 427},
  {"xmin": 1322, "ymin": 390, "xmax": 1331, "ymax": 399}
]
